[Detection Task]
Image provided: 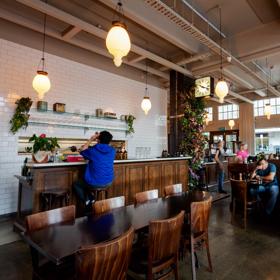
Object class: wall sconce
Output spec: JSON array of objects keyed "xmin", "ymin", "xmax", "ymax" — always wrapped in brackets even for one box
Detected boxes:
[{"xmin": 228, "ymin": 119, "xmax": 235, "ymax": 129}]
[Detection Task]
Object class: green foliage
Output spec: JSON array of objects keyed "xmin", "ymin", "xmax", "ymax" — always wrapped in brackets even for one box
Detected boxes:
[
  {"xmin": 256, "ymin": 152, "xmax": 266, "ymax": 161},
  {"xmin": 29, "ymin": 134, "xmax": 60, "ymax": 154},
  {"xmin": 180, "ymin": 83, "xmax": 208, "ymax": 189},
  {"xmin": 10, "ymin": 97, "xmax": 33, "ymax": 134},
  {"xmin": 126, "ymin": 114, "xmax": 136, "ymax": 134}
]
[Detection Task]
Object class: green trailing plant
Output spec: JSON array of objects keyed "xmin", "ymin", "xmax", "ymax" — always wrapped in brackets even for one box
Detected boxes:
[
  {"xmin": 29, "ymin": 134, "xmax": 60, "ymax": 153},
  {"xmin": 10, "ymin": 97, "xmax": 33, "ymax": 134},
  {"xmin": 126, "ymin": 114, "xmax": 136, "ymax": 134},
  {"xmin": 256, "ymin": 152, "xmax": 266, "ymax": 161},
  {"xmin": 179, "ymin": 82, "xmax": 208, "ymax": 189}
]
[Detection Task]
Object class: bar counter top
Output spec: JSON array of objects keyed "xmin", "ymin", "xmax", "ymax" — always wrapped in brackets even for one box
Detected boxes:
[{"xmin": 26, "ymin": 156, "xmax": 191, "ymax": 168}]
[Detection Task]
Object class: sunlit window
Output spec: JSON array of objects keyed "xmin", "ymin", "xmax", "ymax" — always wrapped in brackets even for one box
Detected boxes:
[
  {"xmin": 254, "ymin": 98, "xmax": 280, "ymax": 116},
  {"xmin": 205, "ymin": 107, "xmax": 213, "ymax": 121},
  {"xmin": 218, "ymin": 104, "xmax": 239, "ymax": 120}
]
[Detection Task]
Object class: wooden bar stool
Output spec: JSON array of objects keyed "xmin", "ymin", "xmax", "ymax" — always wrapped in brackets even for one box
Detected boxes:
[
  {"xmin": 41, "ymin": 189, "xmax": 70, "ymax": 211},
  {"xmin": 87, "ymin": 186, "xmax": 110, "ymax": 201}
]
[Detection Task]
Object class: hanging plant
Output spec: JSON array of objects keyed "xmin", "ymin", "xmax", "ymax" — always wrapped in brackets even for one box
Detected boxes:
[
  {"xmin": 179, "ymin": 83, "xmax": 208, "ymax": 189},
  {"xmin": 125, "ymin": 114, "xmax": 136, "ymax": 134},
  {"xmin": 10, "ymin": 97, "xmax": 33, "ymax": 134}
]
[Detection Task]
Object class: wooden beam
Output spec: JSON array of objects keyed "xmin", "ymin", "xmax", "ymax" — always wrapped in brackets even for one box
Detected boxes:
[{"xmin": 61, "ymin": 25, "xmax": 81, "ymax": 40}]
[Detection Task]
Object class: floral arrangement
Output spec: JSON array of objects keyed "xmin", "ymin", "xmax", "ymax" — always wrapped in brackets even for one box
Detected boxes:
[
  {"xmin": 126, "ymin": 114, "xmax": 136, "ymax": 134},
  {"xmin": 29, "ymin": 134, "xmax": 60, "ymax": 154},
  {"xmin": 179, "ymin": 83, "xmax": 208, "ymax": 189}
]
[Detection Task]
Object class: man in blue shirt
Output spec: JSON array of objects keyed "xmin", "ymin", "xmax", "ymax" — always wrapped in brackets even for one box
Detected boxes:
[
  {"xmin": 74, "ymin": 131, "xmax": 115, "ymax": 207},
  {"xmin": 250, "ymin": 158, "xmax": 279, "ymax": 215}
]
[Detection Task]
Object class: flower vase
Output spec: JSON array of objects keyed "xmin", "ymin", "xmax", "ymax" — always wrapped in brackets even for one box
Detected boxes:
[{"xmin": 32, "ymin": 151, "xmax": 49, "ymax": 163}]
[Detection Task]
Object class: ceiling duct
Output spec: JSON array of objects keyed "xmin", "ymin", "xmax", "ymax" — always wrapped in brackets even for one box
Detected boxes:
[{"xmin": 145, "ymin": 0, "xmax": 280, "ymax": 97}]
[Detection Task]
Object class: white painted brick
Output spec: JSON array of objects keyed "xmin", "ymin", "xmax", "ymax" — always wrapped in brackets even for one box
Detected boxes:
[{"xmin": 0, "ymin": 38, "xmax": 168, "ymax": 214}]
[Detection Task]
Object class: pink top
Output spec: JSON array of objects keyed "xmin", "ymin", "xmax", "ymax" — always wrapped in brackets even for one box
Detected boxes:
[{"xmin": 236, "ymin": 150, "xmax": 249, "ymax": 161}]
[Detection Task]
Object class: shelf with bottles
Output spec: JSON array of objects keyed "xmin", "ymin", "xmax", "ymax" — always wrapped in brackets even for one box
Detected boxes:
[{"xmin": 28, "ymin": 108, "xmax": 128, "ymax": 133}]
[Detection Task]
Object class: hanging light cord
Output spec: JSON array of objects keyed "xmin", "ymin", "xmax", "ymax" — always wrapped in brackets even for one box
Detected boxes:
[
  {"xmin": 113, "ymin": 0, "xmax": 124, "ymax": 22},
  {"xmin": 41, "ymin": 13, "xmax": 47, "ymax": 71},
  {"xmin": 219, "ymin": 6, "xmax": 223, "ymax": 79}
]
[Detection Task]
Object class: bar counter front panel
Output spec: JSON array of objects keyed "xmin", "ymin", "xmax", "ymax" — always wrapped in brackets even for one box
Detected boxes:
[{"xmin": 15, "ymin": 158, "xmax": 189, "ymax": 229}]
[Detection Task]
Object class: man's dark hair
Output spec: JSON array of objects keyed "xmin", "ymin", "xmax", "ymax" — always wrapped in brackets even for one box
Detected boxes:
[
  {"xmin": 98, "ymin": 131, "xmax": 113, "ymax": 144},
  {"xmin": 257, "ymin": 158, "xmax": 266, "ymax": 166}
]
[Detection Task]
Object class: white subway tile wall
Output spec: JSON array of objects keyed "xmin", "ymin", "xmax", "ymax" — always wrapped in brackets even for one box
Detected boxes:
[{"xmin": 0, "ymin": 39, "xmax": 167, "ymax": 215}]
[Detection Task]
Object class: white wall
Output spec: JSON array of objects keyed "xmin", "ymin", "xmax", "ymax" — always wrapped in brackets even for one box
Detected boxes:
[{"xmin": 0, "ymin": 39, "xmax": 167, "ymax": 215}]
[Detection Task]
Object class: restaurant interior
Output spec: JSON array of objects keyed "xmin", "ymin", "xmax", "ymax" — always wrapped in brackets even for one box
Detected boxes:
[{"xmin": 0, "ymin": 0, "xmax": 280, "ymax": 279}]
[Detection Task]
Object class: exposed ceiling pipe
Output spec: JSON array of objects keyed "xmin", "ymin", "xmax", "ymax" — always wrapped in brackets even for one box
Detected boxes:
[{"xmin": 145, "ymin": 0, "xmax": 280, "ymax": 97}]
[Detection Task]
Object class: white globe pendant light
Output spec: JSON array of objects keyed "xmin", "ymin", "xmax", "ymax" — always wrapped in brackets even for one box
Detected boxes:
[
  {"xmin": 106, "ymin": 22, "xmax": 131, "ymax": 67},
  {"xmin": 264, "ymin": 103, "xmax": 271, "ymax": 120},
  {"xmin": 106, "ymin": 1, "xmax": 131, "ymax": 67},
  {"xmin": 32, "ymin": 70, "xmax": 51, "ymax": 100},
  {"xmin": 141, "ymin": 96, "xmax": 152, "ymax": 115},
  {"xmin": 215, "ymin": 80, "xmax": 229, "ymax": 103},
  {"xmin": 228, "ymin": 119, "xmax": 235, "ymax": 129},
  {"xmin": 33, "ymin": 13, "xmax": 51, "ymax": 100}
]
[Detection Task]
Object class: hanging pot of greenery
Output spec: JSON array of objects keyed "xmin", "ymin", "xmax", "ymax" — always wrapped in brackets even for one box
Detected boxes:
[
  {"xmin": 10, "ymin": 97, "xmax": 33, "ymax": 134},
  {"xmin": 125, "ymin": 114, "xmax": 136, "ymax": 134}
]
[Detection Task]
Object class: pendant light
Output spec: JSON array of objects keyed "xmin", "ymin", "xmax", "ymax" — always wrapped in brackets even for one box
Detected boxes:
[
  {"xmin": 215, "ymin": 7, "xmax": 228, "ymax": 103},
  {"xmin": 228, "ymin": 119, "xmax": 235, "ymax": 129},
  {"xmin": 32, "ymin": 9, "xmax": 51, "ymax": 100},
  {"xmin": 264, "ymin": 103, "xmax": 271, "ymax": 120},
  {"xmin": 264, "ymin": 60, "xmax": 272, "ymax": 120},
  {"xmin": 141, "ymin": 61, "xmax": 152, "ymax": 115},
  {"xmin": 106, "ymin": 1, "xmax": 131, "ymax": 67}
]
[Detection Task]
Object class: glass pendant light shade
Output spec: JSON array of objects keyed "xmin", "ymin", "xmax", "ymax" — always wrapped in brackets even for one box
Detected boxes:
[
  {"xmin": 228, "ymin": 119, "xmax": 235, "ymax": 129},
  {"xmin": 215, "ymin": 80, "xmax": 229, "ymax": 103},
  {"xmin": 264, "ymin": 103, "xmax": 271, "ymax": 120},
  {"xmin": 32, "ymin": 70, "xmax": 51, "ymax": 100},
  {"xmin": 106, "ymin": 22, "xmax": 131, "ymax": 67},
  {"xmin": 141, "ymin": 96, "xmax": 152, "ymax": 115}
]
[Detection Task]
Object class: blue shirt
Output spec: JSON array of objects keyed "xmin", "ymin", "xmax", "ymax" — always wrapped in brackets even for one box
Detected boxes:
[
  {"xmin": 256, "ymin": 163, "xmax": 278, "ymax": 186},
  {"xmin": 80, "ymin": 143, "xmax": 115, "ymax": 186}
]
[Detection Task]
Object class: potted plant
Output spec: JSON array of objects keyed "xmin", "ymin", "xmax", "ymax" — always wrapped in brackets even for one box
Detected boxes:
[
  {"xmin": 10, "ymin": 97, "xmax": 33, "ymax": 134},
  {"xmin": 125, "ymin": 114, "xmax": 136, "ymax": 134},
  {"xmin": 29, "ymin": 134, "xmax": 60, "ymax": 163}
]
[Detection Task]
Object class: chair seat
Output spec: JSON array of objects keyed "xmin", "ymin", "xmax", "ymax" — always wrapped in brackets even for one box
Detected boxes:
[{"xmin": 41, "ymin": 189, "xmax": 68, "ymax": 196}]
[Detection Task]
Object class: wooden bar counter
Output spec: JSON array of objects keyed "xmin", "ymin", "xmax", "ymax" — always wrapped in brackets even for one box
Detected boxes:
[{"xmin": 14, "ymin": 157, "xmax": 190, "ymax": 231}]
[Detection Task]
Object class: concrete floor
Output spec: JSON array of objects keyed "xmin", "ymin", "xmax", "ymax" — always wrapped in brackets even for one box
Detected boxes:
[{"xmin": 1, "ymin": 195, "xmax": 280, "ymax": 280}]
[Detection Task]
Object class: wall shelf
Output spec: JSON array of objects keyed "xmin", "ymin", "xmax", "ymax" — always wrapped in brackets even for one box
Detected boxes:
[{"xmin": 28, "ymin": 109, "xmax": 128, "ymax": 133}]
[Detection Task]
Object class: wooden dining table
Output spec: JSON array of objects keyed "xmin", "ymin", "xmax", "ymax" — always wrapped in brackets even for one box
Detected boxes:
[{"xmin": 22, "ymin": 191, "xmax": 211, "ymax": 265}]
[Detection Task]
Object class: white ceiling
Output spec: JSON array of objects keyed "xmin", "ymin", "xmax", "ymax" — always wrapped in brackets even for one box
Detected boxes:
[{"xmin": 0, "ymin": 0, "xmax": 280, "ymax": 104}]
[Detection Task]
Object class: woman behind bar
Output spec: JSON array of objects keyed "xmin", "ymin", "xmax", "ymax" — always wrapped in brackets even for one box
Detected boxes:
[
  {"xmin": 215, "ymin": 140, "xmax": 227, "ymax": 194},
  {"xmin": 236, "ymin": 143, "xmax": 249, "ymax": 163}
]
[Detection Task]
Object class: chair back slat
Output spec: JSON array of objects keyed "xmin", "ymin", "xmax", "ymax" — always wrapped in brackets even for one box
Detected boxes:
[
  {"xmin": 25, "ymin": 205, "xmax": 76, "ymax": 233},
  {"xmin": 230, "ymin": 179, "xmax": 247, "ymax": 203},
  {"xmin": 164, "ymin": 184, "xmax": 182, "ymax": 197},
  {"xmin": 93, "ymin": 196, "xmax": 125, "ymax": 215},
  {"xmin": 149, "ymin": 211, "xmax": 184, "ymax": 262},
  {"xmin": 190, "ymin": 197, "xmax": 212, "ymax": 234},
  {"xmin": 76, "ymin": 227, "xmax": 134, "ymax": 280},
  {"xmin": 135, "ymin": 189, "xmax": 158, "ymax": 204}
]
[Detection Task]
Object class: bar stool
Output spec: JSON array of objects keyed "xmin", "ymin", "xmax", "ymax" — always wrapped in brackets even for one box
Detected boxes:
[
  {"xmin": 41, "ymin": 189, "xmax": 70, "ymax": 210},
  {"xmin": 87, "ymin": 186, "xmax": 110, "ymax": 201}
]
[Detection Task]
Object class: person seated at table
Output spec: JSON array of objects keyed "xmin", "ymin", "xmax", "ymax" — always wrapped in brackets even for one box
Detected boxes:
[
  {"xmin": 74, "ymin": 131, "xmax": 115, "ymax": 208},
  {"xmin": 236, "ymin": 143, "xmax": 249, "ymax": 163},
  {"xmin": 250, "ymin": 158, "xmax": 279, "ymax": 215},
  {"xmin": 268, "ymin": 153, "xmax": 275, "ymax": 160}
]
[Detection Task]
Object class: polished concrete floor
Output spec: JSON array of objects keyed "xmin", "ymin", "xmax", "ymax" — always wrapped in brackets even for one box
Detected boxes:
[{"xmin": 1, "ymin": 194, "xmax": 280, "ymax": 280}]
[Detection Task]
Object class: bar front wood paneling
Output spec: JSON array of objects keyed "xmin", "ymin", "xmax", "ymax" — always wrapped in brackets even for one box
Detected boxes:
[{"xmin": 14, "ymin": 158, "xmax": 189, "ymax": 230}]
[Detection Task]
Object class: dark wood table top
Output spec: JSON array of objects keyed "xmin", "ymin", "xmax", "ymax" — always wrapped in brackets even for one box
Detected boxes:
[{"xmin": 22, "ymin": 191, "xmax": 211, "ymax": 265}]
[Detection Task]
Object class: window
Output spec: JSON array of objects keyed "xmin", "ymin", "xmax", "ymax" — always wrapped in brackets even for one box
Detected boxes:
[
  {"xmin": 218, "ymin": 104, "xmax": 239, "ymax": 120},
  {"xmin": 254, "ymin": 98, "xmax": 280, "ymax": 117},
  {"xmin": 205, "ymin": 107, "xmax": 213, "ymax": 121}
]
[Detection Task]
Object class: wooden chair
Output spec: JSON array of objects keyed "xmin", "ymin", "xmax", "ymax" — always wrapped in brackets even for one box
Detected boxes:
[
  {"xmin": 93, "ymin": 196, "xmax": 125, "ymax": 215},
  {"xmin": 135, "ymin": 189, "xmax": 158, "ymax": 204},
  {"xmin": 230, "ymin": 179, "xmax": 258, "ymax": 230},
  {"xmin": 228, "ymin": 163, "xmax": 256, "ymax": 180},
  {"xmin": 183, "ymin": 197, "xmax": 213, "ymax": 280},
  {"xmin": 25, "ymin": 205, "xmax": 76, "ymax": 279},
  {"xmin": 76, "ymin": 226, "xmax": 134, "ymax": 280},
  {"xmin": 164, "ymin": 183, "xmax": 183, "ymax": 197},
  {"xmin": 129, "ymin": 211, "xmax": 185, "ymax": 280},
  {"xmin": 26, "ymin": 205, "xmax": 76, "ymax": 233}
]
